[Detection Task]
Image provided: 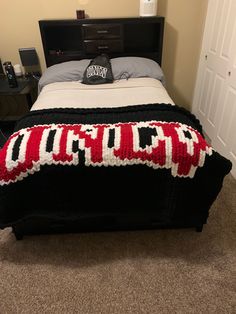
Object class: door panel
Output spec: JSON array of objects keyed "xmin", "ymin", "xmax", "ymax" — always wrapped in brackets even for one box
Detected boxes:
[
  {"xmin": 207, "ymin": 74, "xmax": 224, "ymax": 126},
  {"xmin": 199, "ymin": 69, "xmax": 213, "ymax": 115},
  {"xmin": 217, "ymin": 89, "xmax": 236, "ymax": 146},
  {"xmin": 193, "ymin": 0, "xmax": 236, "ymax": 178}
]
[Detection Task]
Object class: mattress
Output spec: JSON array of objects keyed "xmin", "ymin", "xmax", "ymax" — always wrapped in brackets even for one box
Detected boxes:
[{"xmin": 31, "ymin": 78, "xmax": 175, "ymax": 110}]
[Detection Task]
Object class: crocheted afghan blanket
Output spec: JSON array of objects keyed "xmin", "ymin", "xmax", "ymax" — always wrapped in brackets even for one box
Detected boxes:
[{"xmin": 0, "ymin": 104, "xmax": 231, "ymax": 186}]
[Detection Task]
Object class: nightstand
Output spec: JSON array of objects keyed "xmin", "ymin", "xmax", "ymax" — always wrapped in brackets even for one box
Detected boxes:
[
  {"xmin": 0, "ymin": 76, "xmax": 37, "ymax": 110},
  {"xmin": 0, "ymin": 76, "xmax": 38, "ymax": 141}
]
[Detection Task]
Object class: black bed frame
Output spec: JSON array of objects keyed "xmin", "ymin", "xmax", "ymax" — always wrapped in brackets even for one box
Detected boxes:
[
  {"xmin": 12, "ymin": 221, "xmax": 204, "ymax": 240},
  {"xmin": 9, "ymin": 17, "xmax": 209, "ymax": 239}
]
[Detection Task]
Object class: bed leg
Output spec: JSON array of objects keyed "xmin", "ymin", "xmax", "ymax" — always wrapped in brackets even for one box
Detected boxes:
[
  {"xmin": 14, "ymin": 232, "xmax": 23, "ymax": 240},
  {"xmin": 195, "ymin": 225, "xmax": 203, "ymax": 232},
  {"xmin": 12, "ymin": 229, "xmax": 24, "ymax": 240}
]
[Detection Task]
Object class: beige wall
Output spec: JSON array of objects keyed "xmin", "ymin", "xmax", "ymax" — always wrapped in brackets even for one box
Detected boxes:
[
  {"xmin": 158, "ymin": 0, "xmax": 208, "ymax": 109},
  {"xmin": 0, "ymin": 0, "xmax": 208, "ymax": 109}
]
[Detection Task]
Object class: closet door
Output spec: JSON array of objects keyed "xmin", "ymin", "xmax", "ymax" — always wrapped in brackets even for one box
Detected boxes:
[{"xmin": 192, "ymin": 0, "xmax": 236, "ymax": 178}]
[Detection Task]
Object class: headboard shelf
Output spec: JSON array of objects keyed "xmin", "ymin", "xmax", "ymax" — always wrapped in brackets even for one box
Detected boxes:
[{"xmin": 39, "ymin": 17, "xmax": 164, "ymax": 67}]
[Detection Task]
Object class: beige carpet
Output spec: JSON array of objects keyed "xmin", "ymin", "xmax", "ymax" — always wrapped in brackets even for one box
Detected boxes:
[{"xmin": 0, "ymin": 175, "xmax": 235, "ymax": 314}]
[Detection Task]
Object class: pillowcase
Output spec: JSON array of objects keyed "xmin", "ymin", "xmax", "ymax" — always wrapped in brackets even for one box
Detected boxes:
[
  {"xmin": 38, "ymin": 59, "xmax": 90, "ymax": 92},
  {"xmin": 111, "ymin": 57, "xmax": 165, "ymax": 85}
]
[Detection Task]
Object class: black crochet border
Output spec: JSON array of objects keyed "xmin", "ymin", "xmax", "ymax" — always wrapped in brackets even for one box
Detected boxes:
[{"xmin": 14, "ymin": 103, "xmax": 203, "ymax": 135}]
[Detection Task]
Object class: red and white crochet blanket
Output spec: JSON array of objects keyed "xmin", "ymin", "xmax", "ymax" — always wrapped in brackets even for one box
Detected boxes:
[{"xmin": 0, "ymin": 120, "xmax": 212, "ymax": 185}]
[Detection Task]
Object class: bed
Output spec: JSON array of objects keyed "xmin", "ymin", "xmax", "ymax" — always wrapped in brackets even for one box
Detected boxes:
[{"xmin": 0, "ymin": 17, "xmax": 232, "ymax": 239}]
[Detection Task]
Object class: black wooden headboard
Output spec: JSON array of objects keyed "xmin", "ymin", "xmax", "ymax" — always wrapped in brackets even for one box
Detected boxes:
[{"xmin": 39, "ymin": 17, "xmax": 165, "ymax": 67}]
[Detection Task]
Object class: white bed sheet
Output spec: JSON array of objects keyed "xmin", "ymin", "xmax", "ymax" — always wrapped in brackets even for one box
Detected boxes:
[{"xmin": 31, "ymin": 78, "xmax": 175, "ymax": 111}]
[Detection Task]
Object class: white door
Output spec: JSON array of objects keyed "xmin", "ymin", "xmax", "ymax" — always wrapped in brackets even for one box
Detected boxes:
[{"xmin": 192, "ymin": 0, "xmax": 236, "ymax": 178}]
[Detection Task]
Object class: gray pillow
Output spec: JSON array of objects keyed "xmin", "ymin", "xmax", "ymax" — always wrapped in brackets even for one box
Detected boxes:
[
  {"xmin": 38, "ymin": 60, "xmax": 90, "ymax": 92},
  {"xmin": 111, "ymin": 57, "xmax": 165, "ymax": 84},
  {"xmin": 38, "ymin": 57, "xmax": 165, "ymax": 93}
]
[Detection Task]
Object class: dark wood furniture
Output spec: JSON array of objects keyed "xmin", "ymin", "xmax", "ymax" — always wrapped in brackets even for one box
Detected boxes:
[
  {"xmin": 39, "ymin": 17, "xmax": 165, "ymax": 67},
  {"xmin": 0, "ymin": 77, "xmax": 37, "ymax": 112},
  {"xmin": 0, "ymin": 77, "xmax": 38, "ymax": 138}
]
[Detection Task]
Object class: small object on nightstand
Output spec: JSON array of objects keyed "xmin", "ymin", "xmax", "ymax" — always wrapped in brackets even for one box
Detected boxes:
[
  {"xmin": 32, "ymin": 72, "xmax": 41, "ymax": 80},
  {"xmin": 3, "ymin": 61, "xmax": 18, "ymax": 88},
  {"xmin": 76, "ymin": 10, "xmax": 85, "ymax": 19},
  {"xmin": 13, "ymin": 64, "xmax": 23, "ymax": 77}
]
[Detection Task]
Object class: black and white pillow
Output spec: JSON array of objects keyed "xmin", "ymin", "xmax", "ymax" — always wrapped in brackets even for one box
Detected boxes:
[{"xmin": 82, "ymin": 54, "xmax": 114, "ymax": 85}]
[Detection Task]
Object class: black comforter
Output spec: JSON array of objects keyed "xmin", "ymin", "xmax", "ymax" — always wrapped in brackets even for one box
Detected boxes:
[{"xmin": 0, "ymin": 104, "xmax": 232, "ymax": 230}]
